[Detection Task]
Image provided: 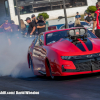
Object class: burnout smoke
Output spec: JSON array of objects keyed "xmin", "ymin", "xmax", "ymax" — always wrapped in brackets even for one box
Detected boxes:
[{"xmin": 0, "ymin": 33, "xmax": 34, "ymax": 78}]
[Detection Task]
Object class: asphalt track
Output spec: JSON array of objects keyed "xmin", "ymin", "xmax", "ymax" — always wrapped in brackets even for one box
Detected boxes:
[
  {"xmin": 0, "ymin": 73, "xmax": 100, "ymax": 100},
  {"xmin": 1, "ymin": 36, "xmax": 100, "ymax": 100}
]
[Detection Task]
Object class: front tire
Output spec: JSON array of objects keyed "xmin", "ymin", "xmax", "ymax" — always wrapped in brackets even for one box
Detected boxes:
[
  {"xmin": 49, "ymin": 66, "xmax": 55, "ymax": 79},
  {"xmin": 47, "ymin": 61, "xmax": 55, "ymax": 79},
  {"xmin": 29, "ymin": 56, "xmax": 34, "ymax": 73}
]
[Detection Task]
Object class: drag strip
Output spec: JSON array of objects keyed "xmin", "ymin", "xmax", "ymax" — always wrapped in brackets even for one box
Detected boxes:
[
  {"xmin": 0, "ymin": 73, "xmax": 100, "ymax": 100},
  {"xmin": 0, "ymin": 35, "xmax": 100, "ymax": 100}
]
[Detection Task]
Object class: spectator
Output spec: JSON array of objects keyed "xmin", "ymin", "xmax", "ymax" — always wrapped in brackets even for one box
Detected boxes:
[
  {"xmin": 75, "ymin": 12, "xmax": 81, "ymax": 20},
  {"xmin": 85, "ymin": 13, "xmax": 94, "ymax": 24},
  {"xmin": 92, "ymin": 1, "xmax": 100, "ymax": 37},
  {"xmin": 31, "ymin": 14, "xmax": 38, "ymax": 26},
  {"xmin": 20, "ymin": 19, "xmax": 26, "ymax": 34},
  {"xmin": 2, "ymin": 18, "xmax": 12, "ymax": 33},
  {"xmin": 25, "ymin": 17, "xmax": 36, "ymax": 36},
  {"xmin": 10, "ymin": 20, "xmax": 20, "ymax": 38},
  {"xmin": 74, "ymin": 19, "xmax": 83, "ymax": 27},
  {"xmin": 10, "ymin": 20, "xmax": 19, "ymax": 32},
  {"xmin": 31, "ymin": 14, "xmax": 38, "ymax": 34},
  {"xmin": 37, "ymin": 16, "xmax": 46, "ymax": 35},
  {"xmin": 2, "ymin": 18, "xmax": 12, "ymax": 45},
  {"xmin": 84, "ymin": 13, "xmax": 88, "ymax": 21}
]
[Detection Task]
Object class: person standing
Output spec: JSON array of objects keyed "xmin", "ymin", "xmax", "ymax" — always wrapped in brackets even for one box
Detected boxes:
[
  {"xmin": 75, "ymin": 12, "xmax": 81, "ymax": 20},
  {"xmin": 92, "ymin": 2, "xmax": 100, "ymax": 38},
  {"xmin": 25, "ymin": 17, "xmax": 36, "ymax": 36},
  {"xmin": 31, "ymin": 14, "xmax": 38, "ymax": 34},
  {"xmin": 74, "ymin": 19, "xmax": 83, "ymax": 27},
  {"xmin": 84, "ymin": 13, "xmax": 88, "ymax": 21},
  {"xmin": 37, "ymin": 16, "xmax": 46, "ymax": 35},
  {"xmin": 85, "ymin": 13, "xmax": 94, "ymax": 24},
  {"xmin": 10, "ymin": 20, "xmax": 20, "ymax": 38},
  {"xmin": 31, "ymin": 14, "xmax": 38, "ymax": 26},
  {"xmin": 10, "ymin": 20, "xmax": 19, "ymax": 32},
  {"xmin": 20, "ymin": 19, "xmax": 26, "ymax": 35},
  {"xmin": 1, "ymin": 18, "xmax": 12, "ymax": 45},
  {"xmin": 2, "ymin": 18, "xmax": 12, "ymax": 33}
]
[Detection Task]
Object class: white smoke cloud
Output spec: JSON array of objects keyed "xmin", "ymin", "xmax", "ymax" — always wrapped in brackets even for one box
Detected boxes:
[{"xmin": 0, "ymin": 34, "xmax": 34, "ymax": 78}]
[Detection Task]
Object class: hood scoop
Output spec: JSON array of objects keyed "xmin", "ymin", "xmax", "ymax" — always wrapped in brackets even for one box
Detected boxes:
[{"xmin": 66, "ymin": 28, "xmax": 93, "ymax": 51}]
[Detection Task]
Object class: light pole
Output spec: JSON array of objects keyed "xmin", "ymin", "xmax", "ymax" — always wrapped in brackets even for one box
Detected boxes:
[
  {"xmin": 62, "ymin": 0, "xmax": 68, "ymax": 28},
  {"xmin": 15, "ymin": 0, "xmax": 21, "ymax": 29}
]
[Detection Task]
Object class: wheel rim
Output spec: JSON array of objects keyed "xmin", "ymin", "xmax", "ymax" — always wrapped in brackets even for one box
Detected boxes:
[{"xmin": 29, "ymin": 57, "xmax": 34, "ymax": 73}]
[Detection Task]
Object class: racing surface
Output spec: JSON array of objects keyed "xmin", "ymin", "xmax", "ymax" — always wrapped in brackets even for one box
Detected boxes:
[
  {"xmin": 1, "ymin": 73, "xmax": 100, "ymax": 100},
  {"xmin": 0, "ymin": 35, "xmax": 100, "ymax": 100}
]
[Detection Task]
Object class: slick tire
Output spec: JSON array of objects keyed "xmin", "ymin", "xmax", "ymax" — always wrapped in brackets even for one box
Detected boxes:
[
  {"xmin": 47, "ymin": 61, "xmax": 55, "ymax": 79},
  {"xmin": 29, "ymin": 56, "xmax": 34, "ymax": 73},
  {"xmin": 49, "ymin": 67, "xmax": 55, "ymax": 79}
]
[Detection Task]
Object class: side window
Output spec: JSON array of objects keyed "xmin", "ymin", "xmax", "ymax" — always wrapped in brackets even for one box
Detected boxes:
[
  {"xmin": 33, "ymin": 38, "xmax": 36, "ymax": 43},
  {"xmin": 39, "ymin": 35, "xmax": 44, "ymax": 46},
  {"xmin": 35, "ymin": 36, "xmax": 40, "ymax": 46},
  {"xmin": 33, "ymin": 37, "xmax": 38, "ymax": 45}
]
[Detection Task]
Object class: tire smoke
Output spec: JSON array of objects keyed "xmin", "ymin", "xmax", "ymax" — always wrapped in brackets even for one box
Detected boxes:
[{"xmin": 0, "ymin": 34, "xmax": 34, "ymax": 78}]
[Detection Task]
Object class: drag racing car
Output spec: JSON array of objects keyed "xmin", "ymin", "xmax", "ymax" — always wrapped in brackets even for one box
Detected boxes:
[
  {"xmin": 60, "ymin": 21, "xmax": 96, "ymax": 31},
  {"xmin": 27, "ymin": 27, "xmax": 100, "ymax": 79}
]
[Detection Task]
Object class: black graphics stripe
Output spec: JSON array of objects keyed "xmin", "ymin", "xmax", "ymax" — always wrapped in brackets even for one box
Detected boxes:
[
  {"xmin": 76, "ymin": 43, "xmax": 86, "ymax": 51},
  {"xmin": 85, "ymin": 38, "xmax": 93, "ymax": 51},
  {"xmin": 63, "ymin": 38, "xmax": 93, "ymax": 52},
  {"xmin": 76, "ymin": 38, "xmax": 93, "ymax": 51},
  {"xmin": 64, "ymin": 38, "xmax": 86, "ymax": 51}
]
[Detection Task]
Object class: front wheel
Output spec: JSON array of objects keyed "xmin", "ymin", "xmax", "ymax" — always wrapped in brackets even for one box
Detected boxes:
[
  {"xmin": 29, "ymin": 56, "xmax": 34, "ymax": 73},
  {"xmin": 49, "ymin": 66, "xmax": 55, "ymax": 79},
  {"xmin": 47, "ymin": 61, "xmax": 55, "ymax": 79}
]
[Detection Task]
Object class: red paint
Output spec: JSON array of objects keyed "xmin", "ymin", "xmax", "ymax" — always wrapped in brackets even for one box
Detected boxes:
[{"xmin": 27, "ymin": 28, "xmax": 100, "ymax": 77}]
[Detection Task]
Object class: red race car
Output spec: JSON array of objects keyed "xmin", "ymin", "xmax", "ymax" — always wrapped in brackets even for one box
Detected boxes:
[{"xmin": 27, "ymin": 27, "xmax": 100, "ymax": 79}]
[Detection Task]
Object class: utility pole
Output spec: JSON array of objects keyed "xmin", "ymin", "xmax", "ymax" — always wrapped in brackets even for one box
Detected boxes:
[
  {"xmin": 15, "ymin": 0, "xmax": 21, "ymax": 29},
  {"xmin": 62, "ymin": 0, "xmax": 68, "ymax": 28}
]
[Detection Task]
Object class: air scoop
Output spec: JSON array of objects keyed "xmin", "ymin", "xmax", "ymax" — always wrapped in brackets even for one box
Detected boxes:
[{"xmin": 68, "ymin": 28, "xmax": 88, "ymax": 45}]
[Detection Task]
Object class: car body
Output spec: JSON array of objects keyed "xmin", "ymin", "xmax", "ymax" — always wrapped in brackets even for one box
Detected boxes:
[
  {"xmin": 60, "ymin": 21, "xmax": 96, "ymax": 31},
  {"xmin": 27, "ymin": 27, "xmax": 100, "ymax": 79}
]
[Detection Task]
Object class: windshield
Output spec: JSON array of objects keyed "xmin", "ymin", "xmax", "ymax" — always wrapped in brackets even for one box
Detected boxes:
[{"xmin": 46, "ymin": 30, "xmax": 97, "ymax": 45}]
